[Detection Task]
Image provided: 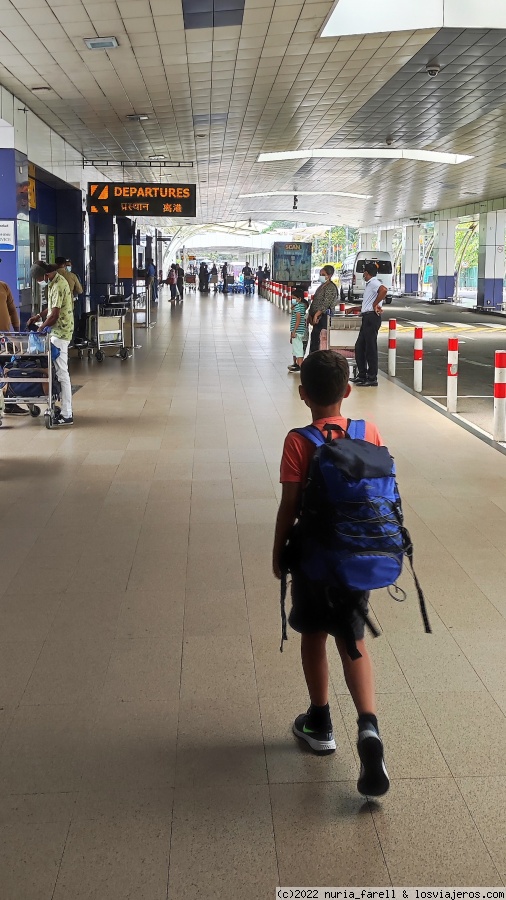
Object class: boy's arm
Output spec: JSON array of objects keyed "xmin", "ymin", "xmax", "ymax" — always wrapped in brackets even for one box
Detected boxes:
[{"xmin": 272, "ymin": 482, "xmax": 302, "ymax": 578}]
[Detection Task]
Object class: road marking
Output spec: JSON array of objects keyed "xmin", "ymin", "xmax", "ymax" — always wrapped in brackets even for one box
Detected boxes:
[
  {"xmin": 441, "ymin": 321, "xmax": 476, "ymax": 329},
  {"xmin": 461, "ymin": 359, "xmax": 493, "ymax": 367}
]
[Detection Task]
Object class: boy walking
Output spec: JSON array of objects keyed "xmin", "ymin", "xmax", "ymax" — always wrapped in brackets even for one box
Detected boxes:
[
  {"xmin": 272, "ymin": 350, "xmax": 389, "ymax": 797},
  {"xmin": 288, "ymin": 288, "xmax": 308, "ymax": 373}
]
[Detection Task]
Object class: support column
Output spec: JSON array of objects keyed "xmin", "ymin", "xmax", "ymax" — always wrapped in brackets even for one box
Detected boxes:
[
  {"xmin": 116, "ymin": 216, "xmax": 134, "ymax": 299},
  {"xmin": 402, "ymin": 224, "xmax": 420, "ymax": 294},
  {"xmin": 477, "ymin": 210, "xmax": 506, "ymax": 311},
  {"xmin": 359, "ymin": 230, "xmax": 377, "ymax": 251},
  {"xmin": 433, "ymin": 218, "xmax": 457, "ymax": 301},
  {"xmin": 379, "ymin": 228, "xmax": 395, "ymax": 254},
  {"xmin": 89, "ymin": 214, "xmax": 114, "ymax": 310},
  {"xmin": 0, "ymin": 146, "xmax": 29, "ymax": 319}
]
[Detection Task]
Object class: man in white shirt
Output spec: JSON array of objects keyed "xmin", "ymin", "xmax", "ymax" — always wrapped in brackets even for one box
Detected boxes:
[{"xmin": 349, "ymin": 262, "xmax": 387, "ymax": 387}]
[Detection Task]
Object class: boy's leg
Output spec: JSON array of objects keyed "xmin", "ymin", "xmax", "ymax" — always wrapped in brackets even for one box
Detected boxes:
[
  {"xmin": 335, "ymin": 636, "xmax": 389, "ymax": 797},
  {"xmin": 293, "ymin": 632, "xmax": 336, "ymax": 754},
  {"xmin": 301, "ymin": 632, "xmax": 329, "ymax": 706},
  {"xmin": 335, "ymin": 637, "xmax": 375, "ymax": 714}
]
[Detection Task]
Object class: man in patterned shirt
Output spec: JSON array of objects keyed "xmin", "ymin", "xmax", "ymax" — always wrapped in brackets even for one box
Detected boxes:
[{"xmin": 28, "ymin": 261, "xmax": 74, "ymax": 426}]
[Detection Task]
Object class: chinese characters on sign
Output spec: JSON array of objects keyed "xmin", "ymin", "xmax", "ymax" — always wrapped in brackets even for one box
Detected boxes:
[{"xmin": 87, "ymin": 183, "xmax": 196, "ymax": 217}]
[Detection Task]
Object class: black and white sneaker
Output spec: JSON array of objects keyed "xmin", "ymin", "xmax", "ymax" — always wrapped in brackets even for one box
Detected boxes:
[
  {"xmin": 287, "ymin": 364, "xmax": 300, "ymax": 372},
  {"xmin": 357, "ymin": 722, "xmax": 390, "ymax": 797},
  {"xmin": 350, "ymin": 376, "xmax": 367, "ymax": 385},
  {"xmin": 54, "ymin": 415, "xmax": 73, "ymax": 426},
  {"xmin": 293, "ymin": 711, "xmax": 336, "ymax": 755}
]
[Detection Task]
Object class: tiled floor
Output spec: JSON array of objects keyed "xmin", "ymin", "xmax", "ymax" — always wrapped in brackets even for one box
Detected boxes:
[{"xmin": 1, "ymin": 287, "xmax": 506, "ymax": 897}]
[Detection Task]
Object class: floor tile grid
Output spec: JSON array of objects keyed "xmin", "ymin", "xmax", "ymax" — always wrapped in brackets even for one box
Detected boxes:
[{"xmin": 0, "ymin": 292, "xmax": 506, "ymax": 896}]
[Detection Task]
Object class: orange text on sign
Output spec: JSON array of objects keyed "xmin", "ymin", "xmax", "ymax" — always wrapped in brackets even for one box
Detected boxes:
[{"xmin": 114, "ymin": 186, "xmax": 191, "ymax": 199}]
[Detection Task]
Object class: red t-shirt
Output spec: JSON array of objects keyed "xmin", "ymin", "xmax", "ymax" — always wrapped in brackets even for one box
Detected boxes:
[{"xmin": 280, "ymin": 416, "xmax": 383, "ymax": 484}]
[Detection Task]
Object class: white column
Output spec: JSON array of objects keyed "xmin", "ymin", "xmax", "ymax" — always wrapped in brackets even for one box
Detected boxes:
[
  {"xmin": 379, "ymin": 228, "xmax": 395, "ymax": 254},
  {"xmin": 432, "ymin": 218, "xmax": 457, "ymax": 301},
  {"xmin": 477, "ymin": 210, "xmax": 506, "ymax": 310},
  {"xmin": 402, "ymin": 224, "xmax": 420, "ymax": 294},
  {"xmin": 359, "ymin": 230, "xmax": 377, "ymax": 251}
]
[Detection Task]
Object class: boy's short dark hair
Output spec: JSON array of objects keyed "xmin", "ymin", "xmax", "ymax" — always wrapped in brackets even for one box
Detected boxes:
[
  {"xmin": 364, "ymin": 262, "xmax": 378, "ymax": 276},
  {"xmin": 300, "ymin": 350, "xmax": 349, "ymax": 406},
  {"xmin": 55, "ymin": 256, "xmax": 67, "ymax": 266}
]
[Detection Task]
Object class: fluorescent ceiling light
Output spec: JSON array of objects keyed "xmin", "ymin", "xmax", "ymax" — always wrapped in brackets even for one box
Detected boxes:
[
  {"xmin": 321, "ymin": 0, "xmax": 506, "ymax": 38},
  {"xmin": 84, "ymin": 36, "xmax": 119, "ymax": 50},
  {"xmin": 126, "ymin": 114, "xmax": 149, "ymax": 122},
  {"xmin": 149, "ymin": 155, "xmax": 165, "ymax": 160},
  {"xmin": 257, "ymin": 149, "xmax": 473, "ymax": 165},
  {"xmin": 239, "ymin": 190, "xmax": 372, "ymax": 200}
]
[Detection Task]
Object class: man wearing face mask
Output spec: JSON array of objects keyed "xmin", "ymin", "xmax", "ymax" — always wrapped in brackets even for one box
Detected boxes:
[
  {"xmin": 349, "ymin": 262, "xmax": 387, "ymax": 387},
  {"xmin": 55, "ymin": 257, "xmax": 83, "ymax": 300},
  {"xmin": 307, "ymin": 265, "xmax": 338, "ymax": 353},
  {"xmin": 28, "ymin": 261, "xmax": 74, "ymax": 425}
]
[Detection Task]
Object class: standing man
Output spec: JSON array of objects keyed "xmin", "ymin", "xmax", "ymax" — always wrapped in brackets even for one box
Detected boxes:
[
  {"xmin": 55, "ymin": 256, "xmax": 84, "ymax": 341},
  {"xmin": 176, "ymin": 262, "xmax": 185, "ymax": 300},
  {"xmin": 221, "ymin": 261, "xmax": 229, "ymax": 294},
  {"xmin": 28, "ymin": 261, "xmax": 74, "ymax": 425},
  {"xmin": 350, "ymin": 262, "xmax": 387, "ymax": 387}
]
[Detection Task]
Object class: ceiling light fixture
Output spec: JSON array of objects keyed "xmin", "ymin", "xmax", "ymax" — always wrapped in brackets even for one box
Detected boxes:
[
  {"xmin": 257, "ymin": 148, "xmax": 473, "ymax": 165},
  {"xmin": 126, "ymin": 114, "xmax": 149, "ymax": 121},
  {"xmin": 239, "ymin": 190, "xmax": 372, "ymax": 200},
  {"xmin": 84, "ymin": 36, "xmax": 119, "ymax": 50},
  {"xmin": 148, "ymin": 155, "xmax": 165, "ymax": 160}
]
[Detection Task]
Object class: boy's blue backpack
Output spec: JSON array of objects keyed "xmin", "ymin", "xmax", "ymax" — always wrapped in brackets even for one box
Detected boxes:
[{"xmin": 280, "ymin": 420, "xmax": 430, "ymax": 655}]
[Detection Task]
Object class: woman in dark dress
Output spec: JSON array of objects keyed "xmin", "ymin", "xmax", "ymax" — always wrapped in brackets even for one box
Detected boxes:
[{"xmin": 308, "ymin": 265, "xmax": 338, "ymax": 353}]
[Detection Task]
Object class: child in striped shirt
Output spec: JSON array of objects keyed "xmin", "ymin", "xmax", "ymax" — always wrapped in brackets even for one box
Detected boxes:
[{"xmin": 288, "ymin": 288, "xmax": 308, "ymax": 373}]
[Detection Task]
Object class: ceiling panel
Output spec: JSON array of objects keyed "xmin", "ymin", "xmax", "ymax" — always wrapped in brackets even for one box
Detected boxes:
[{"xmin": 1, "ymin": 0, "xmax": 506, "ymax": 225}]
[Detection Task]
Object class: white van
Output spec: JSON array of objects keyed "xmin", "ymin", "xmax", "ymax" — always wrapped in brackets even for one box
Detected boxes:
[{"xmin": 339, "ymin": 251, "xmax": 393, "ymax": 303}]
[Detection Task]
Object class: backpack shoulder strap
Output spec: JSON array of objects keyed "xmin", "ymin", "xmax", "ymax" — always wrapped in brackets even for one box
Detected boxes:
[
  {"xmin": 290, "ymin": 425, "xmax": 326, "ymax": 447},
  {"xmin": 346, "ymin": 419, "xmax": 366, "ymax": 440}
]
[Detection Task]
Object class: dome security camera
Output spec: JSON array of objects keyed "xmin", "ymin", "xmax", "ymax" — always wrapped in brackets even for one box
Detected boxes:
[
  {"xmin": 426, "ymin": 62, "xmax": 441, "ymax": 77},
  {"xmin": 386, "ymin": 136, "xmax": 394, "ymax": 147}
]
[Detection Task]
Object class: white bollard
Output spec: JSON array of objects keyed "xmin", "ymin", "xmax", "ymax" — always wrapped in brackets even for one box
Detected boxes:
[
  {"xmin": 413, "ymin": 326, "xmax": 423, "ymax": 393},
  {"xmin": 493, "ymin": 350, "xmax": 506, "ymax": 441},
  {"xmin": 447, "ymin": 337, "xmax": 459, "ymax": 413},
  {"xmin": 388, "ymin": 319, "xmax": 397, "ymax": 377}
]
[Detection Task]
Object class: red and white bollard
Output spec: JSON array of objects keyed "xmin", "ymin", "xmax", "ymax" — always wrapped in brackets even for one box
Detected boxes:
[
  {"xmin": 413, "ymin": 326, "xmax": 423, "ymax": 392},
  {"xmin": 388, "ymin": 319, "xmax": 397, "ymax": 377},
  {"xmin": 447, "ymin": 337, "xmax": 459, "ymax": 413},
  {"xmin": 339, "ymin": 302, "xmax": 346, "ymax": 315},
  {"xmin": 493, "ymin": 350, "xmax": 506, "ymax": 441}
]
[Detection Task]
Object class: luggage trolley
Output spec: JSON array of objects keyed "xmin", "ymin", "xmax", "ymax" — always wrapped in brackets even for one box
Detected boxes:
[
  {"xmin": 327, "ymin": 313, "xmax": 361, "ymax": 378},
  {"xmin": 86, "ymin": 302, "xmax": 129, "ymax": 362},
  {"xmin": 0, "ymin": 331, "xmax": 59, "ymax": 429}
]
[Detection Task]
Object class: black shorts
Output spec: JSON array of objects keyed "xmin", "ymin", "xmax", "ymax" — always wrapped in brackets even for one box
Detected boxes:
[{"xmin": 289, "ymin": 569, "xmax": 369, "ymax": 641}]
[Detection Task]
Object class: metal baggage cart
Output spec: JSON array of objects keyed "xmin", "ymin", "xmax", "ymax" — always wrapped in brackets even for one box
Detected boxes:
[
  {"xmin": 86, "ymin": 303, "xmax": 129, "ymax": 362},
  {"xmin": 185, "ymin": 273, "xmax": 196, "ymax": 291},
  {"xmin": 0, "ymin": 331, "xmax": 59, "ymax": 429},
  {"xmin": 327, "ymin": 314, "xmax": 361, "ymax": 378}
]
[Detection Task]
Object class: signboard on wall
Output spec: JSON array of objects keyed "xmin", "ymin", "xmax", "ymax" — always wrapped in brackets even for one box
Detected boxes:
[
  {"xmin": 0, "ymin": 220, "xmax": 15, "ymax": 251},
  {"xmin": 272, "ymin": 241, "xmax": 312, "ymax": 283},
  {"xmin": 39, "ymin": 234, "xmax": 47, "ymax": 261},
  {"xmin": 48, "ymin": 235, "xmax": 55, "ymax": 264},
  {"xmin": 87, "ymin": 183, "xmax": 197, "ymax": 217}
]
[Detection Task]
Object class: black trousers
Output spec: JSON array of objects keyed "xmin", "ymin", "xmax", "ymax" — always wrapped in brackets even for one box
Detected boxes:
[{"xmin": 355, "ymin": 312, "xmax": 381, "ymax": 380}]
